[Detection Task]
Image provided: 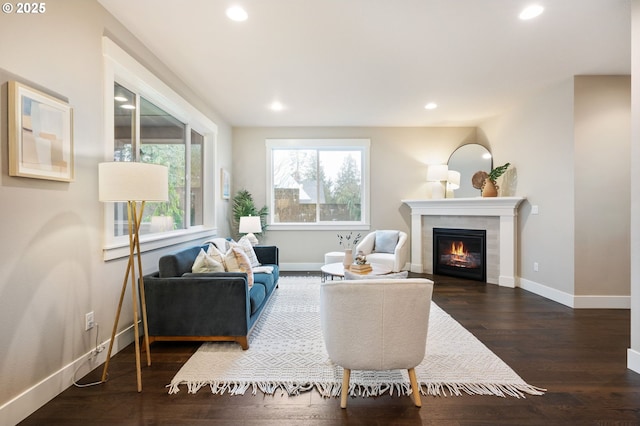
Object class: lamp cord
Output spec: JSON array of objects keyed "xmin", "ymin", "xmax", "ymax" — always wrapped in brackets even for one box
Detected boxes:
[{"xmin": 72, "ymin": 324, "xmax": 108, "ymax": 388}]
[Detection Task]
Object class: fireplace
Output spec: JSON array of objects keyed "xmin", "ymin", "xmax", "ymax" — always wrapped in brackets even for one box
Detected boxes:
[{"xmin": 433, "ymin": 228, "xmax": 486, "ymax": 282}]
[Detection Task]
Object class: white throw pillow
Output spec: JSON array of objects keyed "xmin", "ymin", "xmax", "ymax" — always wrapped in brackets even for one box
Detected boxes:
[{"xmin": 204, "ymin": 237, "xmax": 231, "ymax": 253}]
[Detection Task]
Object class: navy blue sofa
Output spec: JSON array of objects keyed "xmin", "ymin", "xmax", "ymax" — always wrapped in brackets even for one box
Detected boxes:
[{"xmin": 143, "ymin": 244, "xmax": 279, "ymax": 350}]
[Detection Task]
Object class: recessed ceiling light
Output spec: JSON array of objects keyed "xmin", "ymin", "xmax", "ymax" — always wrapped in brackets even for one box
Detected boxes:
[
  {"xmin": 114, "ymin": 96, "xmax": 128, "ymax": 102},
  {"xmin": 120, "ymin": 104, "xmax": 136, "ymax": 110},
  {"xmin": 226, "ymin": 6, "xmax": 248, "ymax": 22},
  {"xmin": 424, "ymin": 102, "xmax": 438, "ymax": 110},
  {"xmin": 519, "ymin": 4, "xmax": 544, "ymax": 20},
  {"xmin": 269, "ymin": 101, "xmax": 284, "ymax": 111}
]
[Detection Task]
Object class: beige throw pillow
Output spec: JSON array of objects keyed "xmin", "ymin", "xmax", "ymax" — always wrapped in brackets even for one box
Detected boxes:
[
  {"xmin": 233, "ymin": 236, "xmax": 261, "ymax": 267},
  {"xmin": 192, "ymin": 247, "xmax": 225, "ymax": 273},
  {"xmin": 225, "ymin": 247, "xmax": 254, "ymax": 288}
]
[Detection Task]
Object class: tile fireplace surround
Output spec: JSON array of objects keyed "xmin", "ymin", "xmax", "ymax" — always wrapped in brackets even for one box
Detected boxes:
[{"xmin": 402, "ymin": 197, "xmax": 525, "ymax": 287}]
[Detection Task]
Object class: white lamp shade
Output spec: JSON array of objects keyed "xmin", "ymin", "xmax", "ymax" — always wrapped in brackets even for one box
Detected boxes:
[
  {"xmin": 447, "ymin": 170, "xmax": 461, "ymax": 190},
  {"xmin": 99, "ymin": 162, "xmax": 169, "ymax": 202},
  {"xmin": 239, "ymin": 216, "xmax": 262, "ymax": 234},
  {"xmin": 427, "ymin": 164, "xmax": 449, "ymax": 182}
]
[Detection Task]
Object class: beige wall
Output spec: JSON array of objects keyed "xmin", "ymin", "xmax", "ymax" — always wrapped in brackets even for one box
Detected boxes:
[
  {"xmin": 232, "ymin": 127, "xmax": 476, "ymax": 268},
  {"xmin": 574, "ymin": 76, "xmax": 630, "ymax": 296},
  {"xmin": 479, "ymin": 79, "xmax": 577, "ymax": 296},
  {"xmin": 0, "ymin": 1, "xmax": 232, "ymax": 423}
]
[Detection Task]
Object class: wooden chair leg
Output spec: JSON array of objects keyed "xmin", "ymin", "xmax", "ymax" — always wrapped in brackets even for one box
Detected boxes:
[
  {"xmin": 341, "ymin": 369, "xmax": 351, "ymax": 408},
  {"xmin": 408, "ymin": 368, "xmax": 422, "ymax": 407}
]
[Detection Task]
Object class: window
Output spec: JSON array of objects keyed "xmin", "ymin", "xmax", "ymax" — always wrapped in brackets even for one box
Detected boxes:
[
  {"xmin": 103, "ymin": 37, "xmax": 217, "ymax": 260},
  {"xmin": 266, "ymin": 139, "xmax": 370, "ymax": 229},
  {"xmin": 113, "ymin": 84, "xmax": 203, "ymax": 236}
]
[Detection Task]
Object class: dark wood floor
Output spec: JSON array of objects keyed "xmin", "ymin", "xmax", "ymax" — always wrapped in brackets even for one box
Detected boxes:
[{"xmin": 19, "ymin": 273, "xmax": 640, "ymax": 426}]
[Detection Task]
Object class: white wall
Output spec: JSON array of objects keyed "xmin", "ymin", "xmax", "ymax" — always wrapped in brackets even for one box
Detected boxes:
[
  {"xmin": 0, "ymin": 1, "xmax": 232, "ymax": 424},
  {"xmin": 232, "ymin": 126, "xmax": 476, "ymax": 269}
]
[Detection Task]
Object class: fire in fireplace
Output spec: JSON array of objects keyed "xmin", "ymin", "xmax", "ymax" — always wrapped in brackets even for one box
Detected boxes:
[{"xmin": 433, "ymin": 228, "xmax": 486, "ymax": 281}]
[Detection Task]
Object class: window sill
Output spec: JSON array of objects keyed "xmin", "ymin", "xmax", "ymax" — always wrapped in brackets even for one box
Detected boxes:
[
  {"xmin": 103, "ymin": 227, "xmax": 217, "ymax": 261},
  {"xmin": 267, "ymin": 223, "xmax": 370, "ymax": 232}
]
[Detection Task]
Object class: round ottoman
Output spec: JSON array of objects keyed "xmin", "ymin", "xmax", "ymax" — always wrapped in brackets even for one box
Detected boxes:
[{"xmin": 324, "ymin": 251, "xmax": 345, "ymax": 264}]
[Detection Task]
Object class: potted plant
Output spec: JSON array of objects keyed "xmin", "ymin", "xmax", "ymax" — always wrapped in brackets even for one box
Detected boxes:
[
  {"xmin": 232, "ymin": 189, "xmax": 268, "ymax": 240},
  {"xmin": 473, "ymin": 163, "xmax": 510, "ymax": 197}
]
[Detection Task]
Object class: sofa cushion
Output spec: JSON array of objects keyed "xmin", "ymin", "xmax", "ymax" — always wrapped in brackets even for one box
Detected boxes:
[
  {"xmin": 249, "ymin": 282, "xmax": 267, "ymax": 315},
  {"xmin": 374, "ymin": 230, "xmax": 400, "ymax": 254},
  {"xmin": 254, "ymin": 272, "xmax": 276, "ymax": 294}
]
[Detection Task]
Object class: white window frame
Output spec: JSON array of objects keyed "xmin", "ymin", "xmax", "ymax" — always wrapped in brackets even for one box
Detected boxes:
[
  {"xmin": 102, "ymin": 37, "xmax": 218, "ymax": 260},
  {"xmin": 266, "ymin": 138, "xmax": 371, "ymax": 231}
]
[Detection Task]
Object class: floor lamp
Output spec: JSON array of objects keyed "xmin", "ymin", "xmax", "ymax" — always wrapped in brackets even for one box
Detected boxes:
[{"xmin": 98, "ymin": 162, "xmax": 168, "ymax": 392}]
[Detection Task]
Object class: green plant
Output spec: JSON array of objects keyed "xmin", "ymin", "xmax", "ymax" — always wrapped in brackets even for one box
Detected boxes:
[
  {"xmin": 488, "ymin": 163, "xmax": 510, "ymax": 182},
  {"xmin": 232, "ymin": 189, "xmax": 268, "ymax": 239}
]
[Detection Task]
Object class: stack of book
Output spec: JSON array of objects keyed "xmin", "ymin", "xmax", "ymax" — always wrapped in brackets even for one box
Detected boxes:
[{"xmin": 349, "ymin": 263, "xmax": 372, "ymax": 273}]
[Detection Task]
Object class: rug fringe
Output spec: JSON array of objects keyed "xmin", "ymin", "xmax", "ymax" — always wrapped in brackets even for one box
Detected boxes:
[{"xmin": 168, "ymin": 380, "xmax": 546, "ymax": 398}]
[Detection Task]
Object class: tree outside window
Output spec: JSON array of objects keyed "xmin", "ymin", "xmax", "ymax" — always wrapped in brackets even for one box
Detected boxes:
[{"xmin": 268, "ymin": 139, "xmax": 369, "ymax": 226}]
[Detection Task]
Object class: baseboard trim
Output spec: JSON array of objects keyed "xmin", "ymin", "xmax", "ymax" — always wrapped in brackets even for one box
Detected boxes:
[
  {"xmin": 281, "ymin": 262, "xmax": 323, "ymax": 271},
  {"xmin": 0, "ymin": 325, "xmax": 135, "ymax": 426},
  {"xmin": 519, "ymin": 278, "xmax": 574, "ymax": 307},
  {"xmin": 520, "ymin": 278, "xmax": 630, "ymax": 309},
  {"xmin": 628, "ymin": 348, "xmax": 640, "ymax": 373},
  {"xmin": 573, "ymin": 295, "xmax": 630, "ymax": 309}
]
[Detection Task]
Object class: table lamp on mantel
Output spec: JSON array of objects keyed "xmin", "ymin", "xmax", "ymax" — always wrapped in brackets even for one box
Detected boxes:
[
  {"xmin": 427, "ymin": 164, "xmax": 449, "ymax": 199},
  {"xmin": 446, "ymin": 170, "xmax": 461, "ymax": 198},
  {"xmin": 239, "ymin": 215, "xmax": 262, "ymax": 245},
  {"xmin": 98, "ymin": 161, "xmax": 168, "ymax": 392}
]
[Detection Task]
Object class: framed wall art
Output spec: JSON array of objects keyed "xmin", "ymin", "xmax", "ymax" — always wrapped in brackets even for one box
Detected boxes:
[
  {"xmin": 8, "ymin": 81, "xmax": 74, "ymax": 182},
  {"xmin": 221, "ymin": 168, "xmax": 230, "ymax": 199}
]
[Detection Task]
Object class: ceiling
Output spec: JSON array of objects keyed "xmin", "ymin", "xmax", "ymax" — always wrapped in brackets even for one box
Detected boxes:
[{"xmin": 99, "ymin": 0, "xmax": 631, "ymax": 127}]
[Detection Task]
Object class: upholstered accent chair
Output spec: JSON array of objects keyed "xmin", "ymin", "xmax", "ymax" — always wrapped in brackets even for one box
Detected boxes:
[
  {"xmin": 320, "ymin": 278, "xmax": 434, "ymax": 408},
  {"xmin": 354, "ymin": 230, "xmax": 409, "ymax": 272}
]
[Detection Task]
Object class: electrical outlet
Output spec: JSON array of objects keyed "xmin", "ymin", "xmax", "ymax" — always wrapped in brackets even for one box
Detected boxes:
[
  {"xmin": 85, "ymin": 311, "xmax": 95, "ymax": 331},
  {"xmin": 533, "ymin": 262, "xmax": 539, "ymax": 272}
]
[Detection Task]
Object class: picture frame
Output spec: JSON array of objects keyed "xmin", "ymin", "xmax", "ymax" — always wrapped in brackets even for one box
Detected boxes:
[
  {"xmin": 221, "ymin": 168, "xmax": 230, "ymax": 199},
  {"xmin": 8, "ymin": 81, "xmax": 74, "ymax": 182}
]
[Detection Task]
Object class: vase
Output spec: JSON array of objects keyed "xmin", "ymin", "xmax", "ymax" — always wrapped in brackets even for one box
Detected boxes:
[
  {"xmin": 482, "ymin": 179, "xmax": 498, "ymax": 197},
  {"xmin": 343, "ymin": 249, "xmax": 353, "ymax": 269}
]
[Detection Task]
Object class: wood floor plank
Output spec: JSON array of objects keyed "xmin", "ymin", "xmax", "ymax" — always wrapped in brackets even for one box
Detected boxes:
[{"xmin": 18, "ymin": 272, "xmax": 640, "ymax": 425}]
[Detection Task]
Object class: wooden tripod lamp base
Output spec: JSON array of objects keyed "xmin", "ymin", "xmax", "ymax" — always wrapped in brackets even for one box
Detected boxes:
[{"xmin": 98, "ymin": 162, "xmax": 168, "ymax": 392}]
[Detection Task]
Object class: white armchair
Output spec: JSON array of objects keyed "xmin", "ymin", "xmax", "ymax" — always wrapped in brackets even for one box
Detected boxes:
[
  {"xmin": 354, "ymin": 230, "xmax": 408, "ymax": 272},
  {"xmin": 320, "ymin": 278, "xmax": 434, "ymax": 408}
]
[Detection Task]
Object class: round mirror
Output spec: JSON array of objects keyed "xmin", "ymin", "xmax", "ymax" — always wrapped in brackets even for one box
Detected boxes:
[{"xmin": 447, "ymin": 144, "xmax": 493, "ymax": 198}]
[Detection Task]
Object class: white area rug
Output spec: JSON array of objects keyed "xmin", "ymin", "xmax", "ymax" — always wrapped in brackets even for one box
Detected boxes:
[{"xmin": 169, "ymin": 276, "xmax": 545, "ymax": 399}]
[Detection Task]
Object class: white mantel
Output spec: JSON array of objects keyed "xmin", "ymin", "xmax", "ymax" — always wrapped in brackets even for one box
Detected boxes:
[{"xmin": 402, "ymin": 197, "xmax": 526, "ymax": 287}]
